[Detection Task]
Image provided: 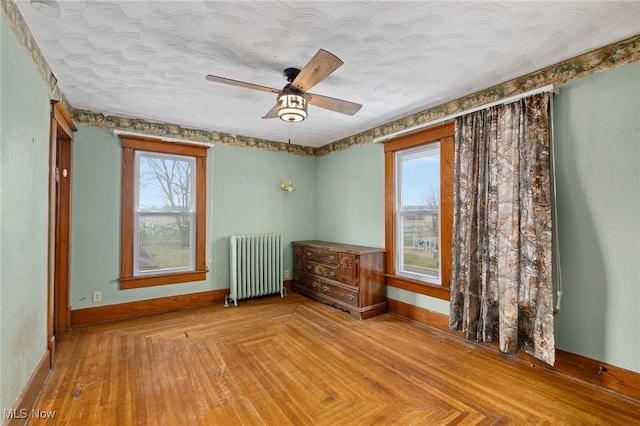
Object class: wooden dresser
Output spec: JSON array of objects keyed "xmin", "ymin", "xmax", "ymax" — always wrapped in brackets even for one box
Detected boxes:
[{"xmin": 291, "ymin": 240, "xmax": 386, "ymax": 319}]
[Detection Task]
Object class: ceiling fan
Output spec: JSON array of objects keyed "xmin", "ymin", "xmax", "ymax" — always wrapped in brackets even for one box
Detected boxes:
[{"xmin": 205, "ymin": 49, "xmax": 362, "ymax": 123}]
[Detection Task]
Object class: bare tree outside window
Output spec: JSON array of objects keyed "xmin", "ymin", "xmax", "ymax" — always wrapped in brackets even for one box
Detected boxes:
[
  {"xmin": 136, "ymin": 153, "xmax": 195, "ymax": 273},
  {"xmin": 422, "ymin": 187, "xmax": 440, "ymax": 232}
]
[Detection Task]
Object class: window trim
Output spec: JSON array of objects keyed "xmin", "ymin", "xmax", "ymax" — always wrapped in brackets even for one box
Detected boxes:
[
  {"xmin": 383, "ymin": 122, "xmax": 454, "ymax": 300},
  {"xmin": 395, "ymin": 143, "xmax": 442, "ymax": 284},
  {"xmin": 119, "ymin": 136, "xmax": 208, "ymax": 289}
]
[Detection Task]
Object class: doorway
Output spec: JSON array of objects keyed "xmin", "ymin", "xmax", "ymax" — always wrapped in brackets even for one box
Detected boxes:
[{"xmin": 48, "ymin": 100, "xmax": 76, "ymax": 365}]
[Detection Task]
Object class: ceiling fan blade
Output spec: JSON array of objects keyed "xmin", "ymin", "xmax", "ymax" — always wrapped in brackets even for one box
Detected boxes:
[
  {"xmin": 291, "ymin": 49, "xmax": 343, "ymax": 93},
  {"xmin": 261, "ymin": 104, "xmax": 279, "ymax": 119},
  {"xmin": 306, "ymin": 93, "xmax": 362, "ymax": 116},
  {"xmin": 205, "ymin": 75, "xmax": 280, "ymax": 94}
]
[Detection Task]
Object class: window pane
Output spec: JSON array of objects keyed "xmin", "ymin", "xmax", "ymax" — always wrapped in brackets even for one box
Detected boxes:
[
  {"xmin": 137, "ymin": 214, "xmax": 194, "ymax": 273},
  {"xmin": 396, "ymin": 144, "xmax": 441, "ymax": 284},
  {"xmin": 138, "ymin": 153, "xmax": 194, "ymax": 213}
]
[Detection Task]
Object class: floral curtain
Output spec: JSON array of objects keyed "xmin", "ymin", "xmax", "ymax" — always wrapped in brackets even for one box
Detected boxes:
[{"xmin": 449, "ymin": 92, "xmax": 555, "ymax": 365}]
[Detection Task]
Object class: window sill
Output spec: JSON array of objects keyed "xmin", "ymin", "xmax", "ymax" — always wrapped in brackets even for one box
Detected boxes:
[
  {"xmin": 120, "ymin": 269, "xmax": 208, "ymax": 289},
  {"xmin": 386, "ymin": 274, "xmax": 450, "ymax": 300}
]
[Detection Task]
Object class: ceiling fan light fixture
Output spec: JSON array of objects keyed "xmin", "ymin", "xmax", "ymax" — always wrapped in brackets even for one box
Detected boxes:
[{"xmin": 276, "ymin": 93, "xmax": 307, "ymax": 122}]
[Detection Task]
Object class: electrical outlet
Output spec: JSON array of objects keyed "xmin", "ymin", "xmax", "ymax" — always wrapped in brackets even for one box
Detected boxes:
[
  {"xmin": 284, "ymin": 270, "xmax": 290, "ymax": 279},
  {"xmin": 92, "ymin": 291, "xmax": 102, "ymax": 303}
]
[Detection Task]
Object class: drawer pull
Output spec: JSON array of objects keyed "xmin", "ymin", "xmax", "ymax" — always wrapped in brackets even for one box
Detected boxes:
[
  {"xmin": 329, "ymin": 271, "xmax": 336, "ymax": 277},
  {"xmin": 347, "ymin": 293, "xmax": 355, "ymax": 301},
  {"xmin": 322, "ymin": 285, "xmax": 329, "ymax": 293},
  {"xmin": 312, "ymin": 282, "xmax": 318, "ymax": 288},
  {"xmin": 329, "ymin": 255, "xmax": 335, "ymax": 261},
  {"xmin": 306, "ymin": 264, "xmax": 312, "ymax": 270},
  {"xmin": 306, "ymin": 252, "xmax": 312, "ymax": 257}
]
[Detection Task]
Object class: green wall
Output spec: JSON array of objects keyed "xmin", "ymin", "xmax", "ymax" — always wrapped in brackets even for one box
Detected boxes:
[
  {"xmin": 315, "ymin": 142, "xmax": 385, "ymax": 247},
  {"xmin": 70, "ymin": 127, "xmax": 316, "ymax": 309},
  {"xmin": 314, "ymin": 133, "xmax": 451, "ymax": 316},
  {"xmin": 314, "ymin": 63, "xmax": 640, "ymax": 372},
  {"xmin": 553, "ymin": 61, "xmax": 640, "ymax": 372},
  {"xmin": 0, "ymin": 15, "xmax": 51, "ymax": 413},
  {"xmin": 3, "ymin": 7, "xmax": 639, "ymax": 413}
]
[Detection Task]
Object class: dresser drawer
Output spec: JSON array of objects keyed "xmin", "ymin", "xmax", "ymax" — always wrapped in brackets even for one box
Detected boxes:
[
  {"xmin": 304, "ymin": 260, "xmax": 339, "ymax": 280},
  {"xmin": 303, "ymin": 247, "xmax": 338, "ymax": 264},
  {"xmin": 297, "ymin": 273, "xmax": 321, "ymax": 292},
  {"xmin": 292, "ymin": 241, "xmax": 386, "ymax": 320},
  {"xmin": 319, "ymin": 281, "xmax": 358, "ymax": 306}
]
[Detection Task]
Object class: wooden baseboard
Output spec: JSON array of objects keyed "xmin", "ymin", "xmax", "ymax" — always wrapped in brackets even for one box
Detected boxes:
[
  {"xmin": 3, "ymin": 351, "xmax": 51, "ymax": 426},
  {"xmin": 71, "ymin": 289, "xmax": 228, "ymax": 327},
  {"xmin": 387, "ymin": 297, "xmax": 450, "ymax": 332},
  {"xmin": 48, "ymin": 336, "xmax": 56, "ymax": 368},
  {"xmin": 553, "ymin": 348, "xmax": 640, "ymax": 401},
  {"xmin": 387, "ymin": 297, "xmax": 640, "ymax": 402}
]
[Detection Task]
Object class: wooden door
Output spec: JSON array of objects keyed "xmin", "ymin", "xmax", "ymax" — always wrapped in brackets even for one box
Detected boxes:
[{"xmin": 48, "ymin": 101, "xmax": 76, "ymax": 365}]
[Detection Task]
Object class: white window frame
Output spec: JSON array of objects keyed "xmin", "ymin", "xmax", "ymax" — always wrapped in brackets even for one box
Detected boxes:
[
  {"xmin": 395, "ymin": 143, "xmax": 442, "ymax": 285},
  {"xmin": 133, "ymin": 151, "xmax": 196, "ymax": 276}
]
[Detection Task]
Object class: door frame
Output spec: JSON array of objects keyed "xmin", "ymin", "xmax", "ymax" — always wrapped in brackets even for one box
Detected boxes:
[{"xmin": 48, "ymin": 100, "xmax": 76, "ymax": 366}]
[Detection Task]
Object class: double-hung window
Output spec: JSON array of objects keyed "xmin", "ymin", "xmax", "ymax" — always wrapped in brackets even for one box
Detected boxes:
[
  {"xmin": 120, "ymin": 136, "xmax": 208, "ymax": 289},
  {"xmin": 396, "ymin": 143, "xmax": 441, "ymax": 284},
  {"xmin": 384, "ymin": 123, "xmax": 454, "ymax": 300}
]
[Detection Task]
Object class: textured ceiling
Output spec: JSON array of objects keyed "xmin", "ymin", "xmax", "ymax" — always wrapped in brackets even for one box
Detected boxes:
[{"xmin": 15, "ymin": 1, "xmax": 640, "ymax": 147}]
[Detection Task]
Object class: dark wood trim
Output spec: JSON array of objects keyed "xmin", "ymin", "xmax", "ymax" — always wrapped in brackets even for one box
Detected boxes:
[
  {"xmin": 384, "ymin": 151, "xmax": 395, "ymax": 275},
  {"xmin": 440, "ymin": 135, "xmax": 454, "ymax": 291},
  {"xmin": 52, "ymin": 101, "xmax": 77, "ymax": 134},
  {"xmin": 195, "ymin": 155, "xmax": 207, "ymax": 272},
  {"xmin": 553, "ymin": 349, "xmax": 640, "ymax": 402},
  {"xmin": 387, "ymin": 297, "xmax": 450, "ymax": 331},
  {"xmin": 387, "ymin": 278, "xmax": 450, "ymax": 300},
  {"xmin": 120, "ymin": 136, "xmax": 208, "ymax": 157},
  {"xmin": 54, "ymin": 135, "xmax": 73, "ymax": 333},
  {"xmin": 119, "ymin": 270, "xmax": 208, "ymax": 289},
  {"xmin": 119, "ymin": 136, "xmax": 209, "ymax": 289},
  {"xmin": 48, "ymin": 100, "xmax": 75, "ymax": 353},
  {"xmin": 120, "ymin": 145, "xmax": 135, "ymax": 279},
  {"xmin": 382, "ymin": 123, "xmax": 455, "ymax": 153},
  {"xmin": 71, "ymin": 289, "xmax": 227, "ymax": 327},
  {"xmin": 283, "ymin": 279, "xmax": 293, "ymax": 292},
  {"xmin": 47, "ymin": 112, "xmax": 57, "ymax": 360},
  {"xmin": 387, "ymin": 297, "xmax": 640, "ymax": 402},
  {"xmin": 4, "ymin": 351, "xmax": 51, "ymax": 426},
  {"xmin": 383, "ymin": 123, "xmax": 454, "ymax": 301},
  {"xmin": 48, "ymin": 336, "xmax": 56, "ymax": 369}
]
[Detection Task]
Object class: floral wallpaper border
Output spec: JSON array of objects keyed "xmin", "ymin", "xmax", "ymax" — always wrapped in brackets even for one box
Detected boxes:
[
  {"xmin": 1, "ymin": 0, "xmax": 71, "ymax": 113},
  {"xmin": 316, "ymin": 33, "xmax": 640, "ymax": 156},
  {"xmin": 71, "ymin": 109, "xmax": 316, "ymax": 156},
  {"xmin": 3, "ymin": 0, "xmax": 638, "ymax": 157}
]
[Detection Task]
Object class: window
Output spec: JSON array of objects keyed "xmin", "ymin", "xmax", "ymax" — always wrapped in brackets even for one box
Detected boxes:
[
  {"xmin": 384, "ymin": 123, "xmax": 454, "ymax": 300},
  {"xmin": 120, "ymin": 136, "xmax": 208, "ymax": 289},
  {"xmin": 396, "ymin": 143, "xmax": 441, "ymax": 284}
]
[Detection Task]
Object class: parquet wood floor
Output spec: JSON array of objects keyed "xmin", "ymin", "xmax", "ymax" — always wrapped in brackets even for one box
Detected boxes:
[{"xmin": 30, "ymin": 293, "xmax": 640, "ymax": 425}]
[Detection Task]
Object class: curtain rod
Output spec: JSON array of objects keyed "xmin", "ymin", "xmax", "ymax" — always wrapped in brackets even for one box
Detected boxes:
[
  {"xmin": 112, "ymin": 129, "xmax": 215, "ymax": 147},
  {"xmin": 373, "ymin": 84, "xmax": 556, "ymax": 143}
]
